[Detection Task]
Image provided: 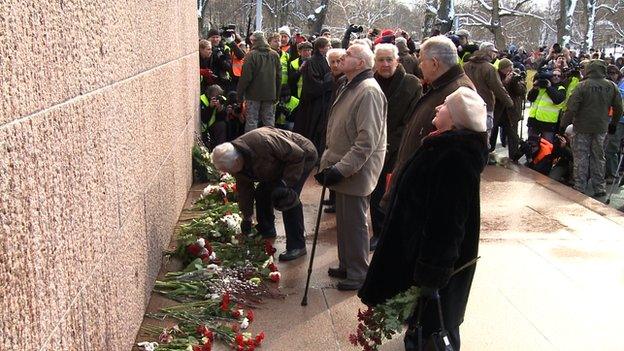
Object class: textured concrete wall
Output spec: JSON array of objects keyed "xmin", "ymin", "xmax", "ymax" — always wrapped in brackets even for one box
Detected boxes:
[{"xmin": 0, "ymin": 1, "xmax": 198, "ymax": 350}]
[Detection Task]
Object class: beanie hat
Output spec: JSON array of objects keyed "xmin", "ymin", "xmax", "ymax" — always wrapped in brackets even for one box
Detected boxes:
[
  {"xmin": 297, "ymin": 41, "xmax": 313, "ymax": 50},
  {"xmin": 444, "ymin": 87, "xmax": 487, "ymax": 132},
  {"xmin": 320, "ymin": 28, "xmax": 330, "ymax": 35},
  {"xmin": 278, "ymin": 25, "xmax": 291, "ymax": 37},
  {"xmin": 381, "ymin": 29, "xmax": 394, "ymax": 37},
  {"xmin": 498, "ymin": 58, "xmax": 513, "ymax": 71},
  {"xmin": 456, "ymin": 29, "xmax": 470, "ymax": 38},
  {"xmin": 207, "ymin": 28, "xmax": 220, "ymax": 38}
]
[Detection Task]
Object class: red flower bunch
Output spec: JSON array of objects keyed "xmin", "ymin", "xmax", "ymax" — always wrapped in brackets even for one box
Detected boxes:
[
  {"xmin": 263, "ymin": 240, "xmax": 276, "ymax": 256},
  {"xmin": 348, "ymin": 307, "xmax": 383, "ymax": 350},
  {"xmin": 186, "ymin": 239, "xmax": 213, "ymax": 260},
  {"xmin": 246, "ymin": 310, "xmax": 254, "ymax": 323},
  {"xmin": 192, "ymin": 341, "xmax": 212, "ymax": 351},
  {"xmin": 233, "ymin": 331, "xmax": 265, "ymax": 351},
  {"xmin": 196, "ymin": 324, "xmax": 214, "ymax": 341},
  {"xmin": 221, "ymin": 292, "xmax": 231, "ymax": 311},
  {"xmin": 231, "ymin": 308, "xmax": 242, "ymax": 318}
]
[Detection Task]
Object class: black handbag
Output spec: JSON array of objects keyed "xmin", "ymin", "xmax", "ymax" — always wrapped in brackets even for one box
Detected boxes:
[{"xmin": 404, "ymin": 292, "xmax": 455, "ymax": 351}]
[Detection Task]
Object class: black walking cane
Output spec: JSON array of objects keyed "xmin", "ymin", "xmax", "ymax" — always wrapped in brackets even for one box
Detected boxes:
[{"xmin": 301, "ymin": 184, "xmax": 327, "ymax": 306}]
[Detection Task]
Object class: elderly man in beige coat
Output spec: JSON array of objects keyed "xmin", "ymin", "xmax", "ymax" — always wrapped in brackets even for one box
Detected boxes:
[{"xmin": 316, "ymin": 43, "xmax": 387, "ymax": 290}]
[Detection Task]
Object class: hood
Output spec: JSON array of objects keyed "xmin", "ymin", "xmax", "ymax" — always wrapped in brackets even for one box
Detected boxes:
[
  {"xmin": 422, "ymin": 129, "xmax": 488, "ymax": 171},
  {"xmin": 586, "ymin": 59, "xmax": 607, "ymax": 79},
  {"xmin": 396, "ymin": 40, "xmax": 409, "ymax": 54},
  {"xmin": 252, "ymin": 37, "xmax": 270, "ymax": 51}
]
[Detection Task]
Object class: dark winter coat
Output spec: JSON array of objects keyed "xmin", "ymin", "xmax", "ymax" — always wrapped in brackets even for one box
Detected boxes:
[
  {"xmin": 561, "ymin": 60, "xmax": 624, "ymax": 133},
  {"xmin": 383, "ymin": 64, "xmax": 474, "ymax": 207},
  {"xmin": 374, "ymin": 65, "xmax": 422, "ymax": 171},
  {"xmin": 237, "ymin": 40, "xmax": 281, "ymax": 102},
  {"xmin": 463, "ymin": 50, "xmax": 513, "ymax": 112},
  {"xmin": 293, "ymin": 50, "xmax": 331, "ymax": 154},
  {"xmin": 231, "ymin": 127, "xmax": 317, "ymax": 220},
  {"xmin": 396, "ymin": 41, "xmax": 423, "ymax": 79},
  {"xmin": 359, "ymin": 130, "xmax": 488, "ymax": 329},
  {"xmin": 494, "ymin": 71, "xmax": 527, "ymax": 125}
]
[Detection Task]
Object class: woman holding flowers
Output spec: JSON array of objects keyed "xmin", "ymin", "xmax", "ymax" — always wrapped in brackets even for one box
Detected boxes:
[{"xmin": 358, "ymin": 87, "xmax": 488, "ymax": 350}]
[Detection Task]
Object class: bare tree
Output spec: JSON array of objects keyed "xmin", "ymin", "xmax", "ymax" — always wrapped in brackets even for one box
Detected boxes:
[
  {"xmin": 455, "ymin": 0, "xmax": 544, "ymax": 48},
  {"xmin": 307, "ymin": 0, "xmax": 330, "ymax": 33},
  {"xmin": 557, "ymin": 0, "xmax": 579, "ymax": 46}
]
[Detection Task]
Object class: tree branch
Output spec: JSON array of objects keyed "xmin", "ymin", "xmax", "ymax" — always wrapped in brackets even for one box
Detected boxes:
[
  {"xmin": 456, "ymin": 13, "xmax": 491, "ymax": 26},
  {"xmin": 476, "ymin": 0, "xmax": 493, "ymax": 11}
]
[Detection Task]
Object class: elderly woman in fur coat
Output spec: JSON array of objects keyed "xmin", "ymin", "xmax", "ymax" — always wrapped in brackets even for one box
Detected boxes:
[{"xmin": 358, "ymin": 87, "xmax": 488, "ymax": 350}]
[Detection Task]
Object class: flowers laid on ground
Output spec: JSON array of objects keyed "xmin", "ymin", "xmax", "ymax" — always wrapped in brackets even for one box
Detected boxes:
[
  {"xmin": 138, "ymin": 149, "xmax": 281, "ymax": 351},
  {"xmin": 348, "ymin": 287, "xmax": 421, "ymax": 351}
]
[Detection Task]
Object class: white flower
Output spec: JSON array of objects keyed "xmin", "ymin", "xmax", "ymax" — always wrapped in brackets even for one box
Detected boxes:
[
  {"xmin": 240, "ymin": 317, "xmax": 250, "ymax": 329},
  {"xmin": 221, "ymin": 213, "xmax": 243, "ymax": 233},
  {"xmin": 208, "ymin": 293, "xmax": 220, "ymax": 300},
  {"xmin": 231, "ymin": 235, "xmax": 239, "ymax": 245},
  {"xmin": 206, "ymin": 264, "xmax": 220, "ymax": 273},
  {"xmin": 137, "ymin": 341, "xmax": 159, "ymax": 351},
  {"xmin": 202, "ymin": 185, "xmax": 220, "ymax": 197},
  {"xmin": 196, "ymin": 238, "xmax": 206, "ymax": 248},
  {"xmin": 209, "ymin": 251, "xmax": 217, "ymax": 261}
]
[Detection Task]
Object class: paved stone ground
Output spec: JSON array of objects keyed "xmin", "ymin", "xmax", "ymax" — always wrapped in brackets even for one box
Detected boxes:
[{"xmin": 136, "ymin": 162, "xmax": 624, "ymax": 351}]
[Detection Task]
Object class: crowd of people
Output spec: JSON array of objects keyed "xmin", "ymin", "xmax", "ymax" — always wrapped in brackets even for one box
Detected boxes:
[{"xmin": 199, "ymin": 23, "xmax": 624, "ymax": 350}]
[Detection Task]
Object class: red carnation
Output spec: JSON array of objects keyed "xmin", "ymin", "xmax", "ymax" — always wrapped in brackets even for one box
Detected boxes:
[
  {"xmin": 232, "ymin": 309, "xmax": 242, "ymax": 318},
  {"xmin": 220, "ymin": 293, "xmax": 231, "ymax": 311},
  {"xmin": 202, "ymin": 340, "xmax": 212, "ymax": 351},
  {"xmin": 267, "ymin": 263, "xmax": 278, "ymax": 272},
  {"xmin": 193, "ymin": 346, "xmax": 202, "ymax": 351},
  {"xmin": 187, "ymin": 243, "xmax": 202, "ymax": 256},
  {"xmin": 246, "ymin": 309, "xmax": 254, "ymax": 323},
  {"xmin": 264, "ymin": 240, "xmax": 276, "ymax": 255},
  {"xmin": 231, "ymin": 183, "xmax": 237, "ymax": 192},
  {"xmin": 235, "ymin": 333, "xmax": 245, "ymax": 346},
  {"xmin": 254, "ymin": 332, "xmax": 265, "ymax": 345},
  {"xmin": 196, "ymin": 324, "xmax": 209, "ymax": 336},
  {"xmin": 232, "ymin": 323, "xmax": 240, "ymax": 333}
]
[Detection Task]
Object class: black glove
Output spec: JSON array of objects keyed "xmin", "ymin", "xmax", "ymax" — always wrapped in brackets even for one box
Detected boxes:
[
  {"xmin": 314, "ymin": 166, "xmax": 344, "ymax": 186},
  {"xmin": 241, "ymin": 219, "xmax": 252, "ymax": 235},
  {"xmin": 608, "ymin": 122, "xmax": 617, "ymax": 135},
  {"xmin": 271, "ymin": 187, "xmax": 300, "ymax": 211},
  {"xmin": 418, "ymin": 286, "xmax": 439, "ymax": 299}
]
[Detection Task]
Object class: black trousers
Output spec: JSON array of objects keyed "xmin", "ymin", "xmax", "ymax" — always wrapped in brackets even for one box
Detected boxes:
[
  {"xmin": 370, "ymin": 169, "xmax": 389, "ymax": 239},
  {"xmin": 490, "ymin": 114, "xmax": 521, "ymax": 159},
  {"xmin": 255, "ymin": 171, "xmax": 309, "ymax": 251},
  {"xmin": 209, "ymin": 121, "xmax": 228, "ymax": 150}
]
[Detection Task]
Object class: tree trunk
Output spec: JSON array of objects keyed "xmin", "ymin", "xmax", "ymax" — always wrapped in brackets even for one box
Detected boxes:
[
  {"xmin": 422, "ymin": 0, "xmax": 439, "ymax": 37},
  {"xmin": 307, "ymin": 0, "xmax": 329, "ymax": 34},
  {"xmin": 583, "ymin": 0, "xmax": 596, "ymax": 51},
  {"xmin": 556, "ymin": 0, "xmax": 578, "ymax": 46},
  {"xmin": 490, "ymin": 0, "xmax": 506, "ymax": 49},
  {"xmin": 255, "ymin": 0, "xmax": 263, "ymax": 30},
  {"xmin": 437, "ymin": 0, "xmax": 454, "ymax": 34}
]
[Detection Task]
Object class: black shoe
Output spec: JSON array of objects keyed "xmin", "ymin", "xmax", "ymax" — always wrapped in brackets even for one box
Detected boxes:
[
  {"xmin": 278, "ymin": 248, "xmax": 307, "ymax": 261},
  {"xmin": 337, "ymin": 279, "xmax": 363, "ymax": 291},
  {"xmin": 328, "ymin": 267, "xmax": 347, "ymax": 279},
  {"xmin": 369, "ymin": 236, "xmax": 379, "ymax": 251},
  {"xmin": 593, "ymin": 191, "xmax": 607, "ymax": 198},
  {"xmin": 324, "ymin": 206, "xmax": 336, "ymax": 213}
]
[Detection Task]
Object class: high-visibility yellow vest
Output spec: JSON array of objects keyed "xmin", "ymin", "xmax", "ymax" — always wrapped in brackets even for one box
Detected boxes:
[
  {"xmin": 290, "ymin": 58, "xmax": 303, "ymax": 98},
  {"xmin": 561, "ymin": 76, "xmax": 580, "ymax": 111},
  {"xmin": 276, "ymin": 96, "xmax": 300, "ymax": 125},
  {"xmin": 528, "ymin": 87, "xmax": 565, "ymax": 123},
  {"xmin": 200, "ymin": 94, "xmax": 226, "ymax": 128},
  {"xmin": 280, "ymin": 51, "xmax": 290, "ymax": 85},
  {"xmin": 492, "ymin": 59, "xmax": 500, "ymax": 70}
]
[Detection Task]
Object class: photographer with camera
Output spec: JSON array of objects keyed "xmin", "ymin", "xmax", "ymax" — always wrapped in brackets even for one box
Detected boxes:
[
  {"xmin": 220, "ymin": 25, "xmax": 246, "ymax": 90},
  {"xmin": 200, "ymin": 85, "xmax": 228, "ymax": 149},
  {"xmin": 492, "ymin": 58, "xmax": 527, "ymax": 161},
  {"xmin": 526, "ymin": 69, "xmax": 567, "ymax": 143},
  {"xmin": 341, "ymin": 24, "xmax": 364, "ymax": 50},
  {"xmin": 206, "ymin": 28, "xmax": 233, "ymax": 91}
]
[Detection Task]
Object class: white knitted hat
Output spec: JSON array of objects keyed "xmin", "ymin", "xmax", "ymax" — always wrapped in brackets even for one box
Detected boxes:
[
  {"xmin": 278, "ymin": 26, "xmax": 291, "ymax": 37},
  {"xmin": 444, "ymin": 87, "xmax": 487, "ymax": 132}
]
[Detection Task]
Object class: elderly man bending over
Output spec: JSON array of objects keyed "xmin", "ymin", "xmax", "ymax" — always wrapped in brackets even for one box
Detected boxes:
[{"xmin": 212, "ymin": 127, "xmax": 317, "ymax": 261}]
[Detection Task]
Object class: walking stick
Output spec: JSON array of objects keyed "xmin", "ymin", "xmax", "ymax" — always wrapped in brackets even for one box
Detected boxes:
[{"xmin": 301, "ymin": 184, "xmax": 327, "ymax": 306}]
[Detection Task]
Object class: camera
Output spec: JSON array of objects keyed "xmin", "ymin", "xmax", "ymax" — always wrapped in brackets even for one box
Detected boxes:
[
  {"xmin": 349, "ymin": 24, "xmax": 364, "ymax": 33},
  {"xmin": 552, "ymin": 43, "xmax": 562, "ymax": 54},
  {"xmin": 536, "ymin": 79, "xmax": 550, "ymax": 88}
]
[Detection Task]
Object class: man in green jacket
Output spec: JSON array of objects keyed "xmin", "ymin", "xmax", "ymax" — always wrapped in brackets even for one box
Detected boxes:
[
  {"xmin": 237, "ymin": 31, "xmax": 281, "ymax": 133},
  {"xmin": 561, "ymin": 60, "xmax": 624, "ymax": 198}
]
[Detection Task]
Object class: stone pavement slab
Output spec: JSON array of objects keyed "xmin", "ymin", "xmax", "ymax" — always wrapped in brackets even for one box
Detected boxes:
[{"xmin": 259, "ymin": 164, "xmax": 624, "ymax": 351}]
